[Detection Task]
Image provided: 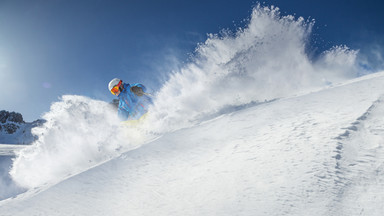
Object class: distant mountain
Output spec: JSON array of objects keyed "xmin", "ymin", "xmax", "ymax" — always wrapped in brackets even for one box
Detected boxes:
[{"xmin": 0, "ymin": 110, "xmax": 45, "ymax": 145}]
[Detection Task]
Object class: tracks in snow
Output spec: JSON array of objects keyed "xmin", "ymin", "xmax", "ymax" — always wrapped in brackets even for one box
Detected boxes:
[{"xmin": 331, "ymin": 96, "xmax": 384, "ymax": 215}]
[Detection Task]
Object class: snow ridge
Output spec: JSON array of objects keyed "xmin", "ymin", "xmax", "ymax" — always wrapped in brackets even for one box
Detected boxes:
[{"xmin": 331, "ymin": 96, "xmax": 384, "ymax": 215}]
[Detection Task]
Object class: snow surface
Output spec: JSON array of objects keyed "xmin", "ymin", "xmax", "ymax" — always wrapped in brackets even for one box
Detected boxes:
[
  {"xmin": 1, "ymin": 72, "xmax": 384, "ymax": 215},
  {"xmin": 0, "ymin": 145, "xmax": 25, "ymax": 156},
  {"xmin": 1, "ymin": 5, "xmax": 383, "ymax": 216}
]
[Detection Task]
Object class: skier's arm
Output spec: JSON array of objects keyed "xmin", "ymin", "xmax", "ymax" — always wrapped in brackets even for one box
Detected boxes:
[{"xmin": 130, "ymin": 84, "xmax": 147, "ymax": 96}]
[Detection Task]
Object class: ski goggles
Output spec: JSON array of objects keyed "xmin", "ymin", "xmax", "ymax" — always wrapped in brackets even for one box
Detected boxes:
[{"xmin": 110, "ymin": 80, "xmax": 123, "ymax": 95}]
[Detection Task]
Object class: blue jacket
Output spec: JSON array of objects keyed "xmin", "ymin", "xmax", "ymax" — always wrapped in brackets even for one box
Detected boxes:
[{"xmin": 117, "ymin": 83, "xmax": 152, "ymax": 121}]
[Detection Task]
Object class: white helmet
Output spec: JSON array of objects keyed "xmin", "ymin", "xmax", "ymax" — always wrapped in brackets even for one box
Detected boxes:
[{"xmin": 108, "ymin": 78, "xmax": 122, "ymax": 91}]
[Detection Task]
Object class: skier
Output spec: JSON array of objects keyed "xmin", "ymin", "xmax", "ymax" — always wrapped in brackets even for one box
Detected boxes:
[{"xmin": 108, "ymin": 78, "xmax": 152, "ymax": 121}]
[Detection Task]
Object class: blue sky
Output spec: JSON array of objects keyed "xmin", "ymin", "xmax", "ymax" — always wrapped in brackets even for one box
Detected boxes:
[{"xmin": 0, "ymin": 0, "xmax": 383, "ymax": 121}]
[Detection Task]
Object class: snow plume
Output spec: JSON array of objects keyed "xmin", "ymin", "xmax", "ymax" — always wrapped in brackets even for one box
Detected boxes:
[
  {"xmin": 145, "ymin": 5, "xmax": 364, "ymax": 133},
  {"xmin": 315, "ymin": 45, "xmax": 361, "ymax": 82},
  {"xmin": 10, "ymin": 95, "xmax": 150, "ymax": 189},
  {"xmin": 7, "ymin": 4, "xmax": 368, "ymax": 191}
]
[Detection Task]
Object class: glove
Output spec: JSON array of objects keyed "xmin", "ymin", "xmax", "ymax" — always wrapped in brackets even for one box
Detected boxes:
[{"xmin": 130, "ymin": 86, "xmax": 145, "ymax": 96}]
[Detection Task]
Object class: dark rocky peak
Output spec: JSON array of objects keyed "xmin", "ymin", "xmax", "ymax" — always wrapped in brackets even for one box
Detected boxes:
[{"xmin": 0, "ymin": 110, "xmax": 24, "ymax": 124}]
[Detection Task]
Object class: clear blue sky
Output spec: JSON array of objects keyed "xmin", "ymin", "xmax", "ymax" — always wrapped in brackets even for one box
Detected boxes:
[{"xmin": 0, "ymin": 0, "xmax": 383, "ymax": 121}]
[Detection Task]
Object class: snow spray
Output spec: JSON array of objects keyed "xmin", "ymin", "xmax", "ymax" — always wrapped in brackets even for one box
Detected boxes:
[
  {"xmin": 145, "ymin": 5, "xmax": 364, "ymax": 133},
  {"xmin": 10, "ymin": 95, "xmax": 152, "ymax": 189},
  {"xmin": 10, "ymin": 5, "xmax": 366, "ymax": 190}
]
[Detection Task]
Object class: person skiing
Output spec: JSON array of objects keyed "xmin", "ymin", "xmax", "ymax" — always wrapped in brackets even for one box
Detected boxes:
[{"xmin": 108, "ymin": 78, "xmax": 152, "ymax": 121}]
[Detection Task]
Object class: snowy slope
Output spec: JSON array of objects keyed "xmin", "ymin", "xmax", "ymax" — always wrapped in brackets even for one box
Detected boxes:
[
  {"xmin": 1, "ymin": 5, "xmax": 383, "ymax": 215},
  {"xmin": 1, "ymin": 72, "xmax": 384, "ymax": 216},
  {"xmin": 0, "ymin": 145, "xmax": 25, "ymax": 156}
]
